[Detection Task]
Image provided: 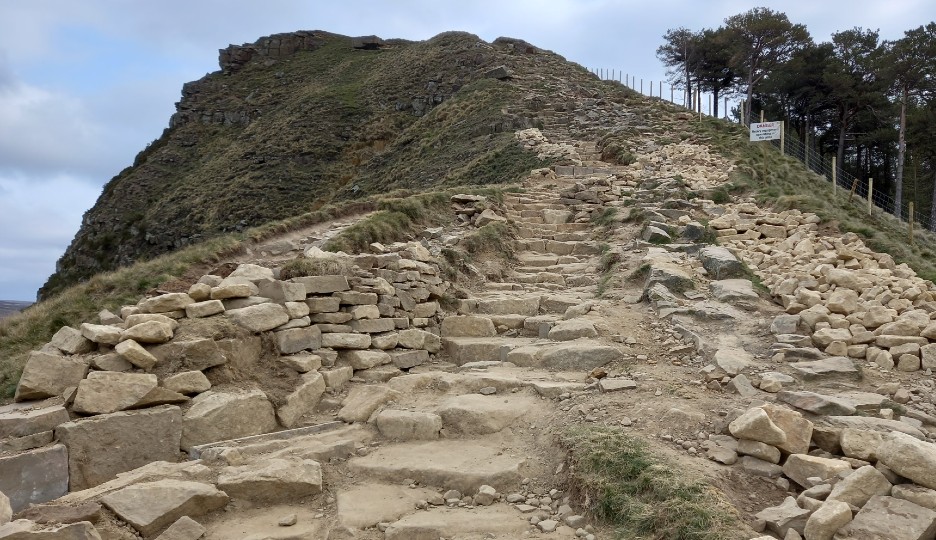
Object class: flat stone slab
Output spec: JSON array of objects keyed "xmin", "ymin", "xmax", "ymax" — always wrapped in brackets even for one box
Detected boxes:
[
  {"xmin": 0, "ymin": 402, "xmax": 69, "ymax": 438},
  {"xmin": 348, "ymin": 439, "xmax": 526, "ymax": 493},
  {"xmin": 789, "ymin": 356, "xmax": 860, "ymax": 380},
  {"xmin": 336, "ymin": 483, "xmax": 439, "ymax": 528},
  {"xmin": 436, "ymin": 394, "xmax": 535, "ymax": 434},
  {"xmin": 776, "ymin": 391, "xmax": 858, "ymax": 416}
]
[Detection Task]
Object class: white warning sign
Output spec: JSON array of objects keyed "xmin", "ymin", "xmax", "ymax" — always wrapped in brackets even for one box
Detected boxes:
[{"xmin": 750, "ymin": 121, "xmax": 782, "ymax": 142}]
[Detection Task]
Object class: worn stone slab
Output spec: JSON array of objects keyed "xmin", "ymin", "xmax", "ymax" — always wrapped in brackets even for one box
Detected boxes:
[
  {"xmin": 337, "ymin": 386, "xmax": 401, "ymax": 423},
  {"xmin": 56, "ymin": 406, "xmax": 182, "ymax": 491},
  {"xmin": 878, "ymin": 432, "xmax": 936, "ymax": 491},
  {"xmin": 776, "ymin": 391, "xmax": 858, "ymax": 416},
  {"xmin": 101, "ymin": 479, "xmax": 228, "ymax": 537},
  {"xmin": 0, "ymin": 445, "xmax": 68, "ymax": 512},
  {"xmin": 225, "ymin": 303, "xmax": 289, "ymax": 333},
  {"xmin": 217, "ymin": 458, "xmax": 322, "ymax": 502},
  {"xmin": 153, "ymin": 516, "xmax": 205, "ymax": 540},
  {"xmin": 789, "ymin": 356, "xmax": 859, "ymax": 380},
  {"xmin": 276, "ymin": 372, "xmax": 326, "ymax": 429}
]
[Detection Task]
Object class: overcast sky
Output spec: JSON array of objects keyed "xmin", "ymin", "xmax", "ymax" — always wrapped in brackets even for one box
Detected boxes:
[{"xmin": 0, "ymin": 1, "xmax": 932, "ymax": 301}]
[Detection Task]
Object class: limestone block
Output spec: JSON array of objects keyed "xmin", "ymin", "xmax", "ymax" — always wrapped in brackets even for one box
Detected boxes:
[
  {"xmin": 827, "ymin": 465, "xmax": 892, "ymax": 508},
  {"xmin": 276, "ymin": 373, "xmax": 326, "ymax": 428},
  {"xmin": 15, "ymin": 352, "xmax": 89, "ymax": 401},
  {"xmin": 397, "ymin": 329, "xmax": 441, "ymax": 353},
  {"xmin": 181, "ymin": 390, "xmax": 277, "ymax": 450},
  {"xmin": 0, "ymin": 403, "xmax": 69, "ymax": 438},
  {"xmin": 729, "ymin": 408, "xmax": 787, "ymax": 447},
  {"xmin": 547, "ymin": 319, "xmax": 598, "ymax": 341},
  {"xmin": 217, "ymin": 458, "xmax": 322, "ymax": 502},
  {"xmin": 101, "ymin": 479, "xmax": 228, "ymax": 537},
  {"xmin": 337, "ymin": 385, "xmax": 401, "ymax": 423},
  {"xmin": 50, "ymin": 326, "xmax": 94, "ymax": 354},
  {"xmin": 120, "ymin": 321, "xmax": 174, "ymax": 344},
  {"xmin": 0, "ymin": 445, "xmax": 68, "ymax": 512},
  {"xmin": 274, "ymin": 326, "xmax": 322, "ymax": 354},
  {"xmin": 293, "ymin": 275, "xmax": 349, "ymax": 294},
  {"xmin": 80, "ymin": 323, "xmax": 122, "ymax": 345},
  {"xmin": 878, "ymin": 432, "xmax": 936, "ymax": 490},
  {"xmin": 55, "ymin": 406, "xmax": 182, "ymax": 491},
  {"xmin": 72, "ymin": 372, "xmax": 158, "ymax": 415},
  {"xmin": 115, "ymin": 340, "xmax": 159, "ymax": 370},
  {"xmin": 184, "ymin": 300, "xmax": 225, "ymax": 318},
  {"xmin": 782, "ymin": 454, "xmax": 851, "ymax": 489},
  {"xmin": 802, "ymin": 500, "xmax": 852, "ymax": 540},
  {"xmin": 322, "ymin": 333, "xmax": 371, "ymax": 349},
  {"xmin": 834, "ymin": 495, "xmax": 936, "ymax": 539},
  {"xmin": 225, "ymin": 303, "xmax": 289, "ymax": 333},
  {"xmin": 139, "ymin": 293, "xmax": 195, "ymax": 314},
  {"xmin": 375, "ymin": 410, "xmax": 442, "ymax": 440},
  {"xmin": 162, "ymin": 371, "xmax": 211, "ymax": 395}
]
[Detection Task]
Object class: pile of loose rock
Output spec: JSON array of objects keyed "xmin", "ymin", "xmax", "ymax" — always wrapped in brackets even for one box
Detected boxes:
[{"xmin": 703, "ymin": 401, "xmax": 936, "ymax": 539}]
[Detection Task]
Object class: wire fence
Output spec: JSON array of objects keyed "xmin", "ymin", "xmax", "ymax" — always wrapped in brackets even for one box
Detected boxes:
[{"xmin": 590, "ymin": 67, "xmax": 936, "ymax": 240}]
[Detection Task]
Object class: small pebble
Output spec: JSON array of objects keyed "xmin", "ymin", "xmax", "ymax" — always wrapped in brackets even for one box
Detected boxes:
[
  {"xmin": 278, "ymin": 514, "xmax": 297, "ymax": 527},
  {"xmin": 479, "ymin": 386, "xmax": 497, "ymax": 395}
]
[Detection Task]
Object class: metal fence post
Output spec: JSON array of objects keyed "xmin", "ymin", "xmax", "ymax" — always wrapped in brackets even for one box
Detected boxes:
[
  {"xmin": 868, "ymin": 178, "xmax": 873, "ymax": 216},
  {"xmin": 832, "ymin": 157, "xmax": 837, "ymax": 198}
]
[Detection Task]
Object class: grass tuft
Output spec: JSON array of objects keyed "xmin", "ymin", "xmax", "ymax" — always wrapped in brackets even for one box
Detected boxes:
[{"xmin": 560, "ymin": 426, "xmax": 746, "ymax": 540}]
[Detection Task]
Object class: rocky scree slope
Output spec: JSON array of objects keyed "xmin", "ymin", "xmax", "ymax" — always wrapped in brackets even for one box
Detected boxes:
[{"xmin": 43, "ymin": 29, "xmax": 605, "ymax": 298}]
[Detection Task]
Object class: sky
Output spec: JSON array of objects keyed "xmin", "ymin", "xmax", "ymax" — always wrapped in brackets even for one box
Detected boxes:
[{"xmin": 0, "ymin": 1, "xmax": 933, "ymax": 301}]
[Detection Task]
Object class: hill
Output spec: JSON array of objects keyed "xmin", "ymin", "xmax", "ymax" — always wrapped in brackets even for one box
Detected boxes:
[{"xmin": 41, "ymin": 30, "xmax": 606, "ymax": 298}]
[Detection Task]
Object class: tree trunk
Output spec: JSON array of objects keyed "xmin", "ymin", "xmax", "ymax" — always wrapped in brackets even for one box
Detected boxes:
[
  {"xmin": 836, "ymin": 113, "xmax": 848, "ymax": 173},
  {"xmin": 895, "ymin": 89, "xmax": 907, "ymax": 218},
  {"xmin": 745, "ymin": 71, "xmax": 755, "ymax": 126},
  {"xmin": 713, "ymin": 87, "xmax": 720, "ymax": 118}
]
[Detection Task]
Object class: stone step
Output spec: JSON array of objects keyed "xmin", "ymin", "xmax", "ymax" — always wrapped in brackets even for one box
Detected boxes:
[
  {"xmin": 385, "ymin": 504, "xmax": 571, "ymax": 539},
  {"xmin": 459, "ymin": 294, "xmax": 586, "ymax": 316},
  {"xmin": 441, "ymin": 336, "xmax": 541, "ymax": 365},
  {"xmin": 194, "ymin": 424, "xmax": 372, "ymax": 465},
  {"xmin": 517, "ymin": 253, "xmax": 560, "ymax": 267},
  {"xmin": 347, "ymin": 439, "xmax": 528, "ymax": 493}
]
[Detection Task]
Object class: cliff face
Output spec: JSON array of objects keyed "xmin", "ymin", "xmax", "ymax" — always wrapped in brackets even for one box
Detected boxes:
[{"xmin": 41, "ymin": 30, "xmax": 592, "ymax": 298}]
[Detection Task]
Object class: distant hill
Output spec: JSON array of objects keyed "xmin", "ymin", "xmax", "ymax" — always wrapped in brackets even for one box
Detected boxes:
[
  {"xmin": 42, "ymin": 30, "xmax": 600, "ymax": 299},
  {"xmin": 0, "ymin": 301, "xmax": 32, "ymax": 319}
]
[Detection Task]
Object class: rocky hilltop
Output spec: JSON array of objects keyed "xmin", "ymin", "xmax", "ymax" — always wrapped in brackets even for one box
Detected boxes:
[{"xmin": 42, "ymin": 30, "xmax": 599, "ymax": 298}]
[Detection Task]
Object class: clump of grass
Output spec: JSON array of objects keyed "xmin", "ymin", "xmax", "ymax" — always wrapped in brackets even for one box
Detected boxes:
[
  {"xmin": 710, "ymin": 187, "xmax": 730, "ymax": 205},
  {"xmin": 623, "ymin": 207, "xmax": 647, "ymax": 224},
  {"xmin": 279, "ymin": 256, "xmax": 352, "ymax": 279},
  {"xmin": 628, "ymin": 263, "xmax": 651, "ymax": 282},
  {"xmin": 560, "ymin": 426, "xmax": 746, "ymax": 540},
  {"xmin": 460, "ymin": 221, "xmax": 515, "ymax": 258},
  {"xmin": 596, "ymin": 249, "xmax": 623, "ymax": 297},
  {"xmin": 590, "ymin": 207, "xmax": 618, "ymax": 228}
]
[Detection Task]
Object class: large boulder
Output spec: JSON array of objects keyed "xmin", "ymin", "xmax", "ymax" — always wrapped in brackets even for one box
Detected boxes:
[
  {"xmin": 754, "ymin": 496, "xmax": 810, "ymax": 538},
  {"xmin": 878, "ymin": 432, "xmax": 936, "ymax": 490},
  {"xmin": 440, "ymin": 316, "xmax": 495, "ymax": 338},
  {"xmin": 50, "ymin": 326, "xmax": 94, "ymax": 354},
  {"xmin": 101, "ymin": 480, "xmax": 229, "ymax": 537},
  {"xmin": 802, "ymin": 500, "xmax": 852, "ymax": 540},
  {"xmin": 217, "ymin": 458, "xmax": 322, "ymax": 502},
  {"xmin": 55, "ymin": 406, "xmax": 182, "ymax": 491},
  {"xmin": 114, "ymin": 340, "xmax": 159, "ymax": 370},
  {"xmin": 139, "ymin": 293, "xmax": 195, "ymax": 314},
  {"xmin": 728, "ymin": 408, "xmax": 787, "ymax": 447},
  {"xmin": 827, "ymin": 465, "xmax": 892, "ymax": 508},
  {"xmin": 181, "ymin": 390, "xmax": 277, "ymax": 450},
  {"xmin": 0, "ymin": 403, "xmax": 69, "ymax": 439},
  {"xmin": 782, "ymin": 454, "xmax": 851, "ymax": 489},
  {"xmin": 15, "ymin": 352, "xmax": 89, "ymax": 401},
  {"xmin": 121, "ymin": 321, "xmax": 174, "ymax": 344},
  {"xmin": 547, "ymin": 319, "xmax": 598, "ymax": 341}
]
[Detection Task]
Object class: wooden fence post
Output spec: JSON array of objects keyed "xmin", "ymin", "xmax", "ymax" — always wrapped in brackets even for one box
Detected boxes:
[
  {"xmin": 868, "ymin": 178, "xmax": 873, "ymax": 216},
  {"xmin": 909, "ymin": 202, "xmax": 915, "ymax": 244},
  {"xmin": 671, "ymin": 86, "xmax": 674, "ymax": 103},
  {"xmin": 659, "ymin": 80, "xmax": 662, "ymax": 99},
  {"xmin": 640, "ymin": 79, "xmax": 644, "ymax": 94},
  {"xmin": 760, "ymin": 110, "xmax": 765, "ymax": 123},
  {"xmin": 832, "ymin": 157, "xmax": 837, "ymax": 198},
  {"xmin": 780, "ymin": 121, "xmax": 785, "ymax": 155}
]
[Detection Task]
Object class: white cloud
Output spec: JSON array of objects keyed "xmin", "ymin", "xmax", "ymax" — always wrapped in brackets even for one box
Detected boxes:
[{"xmin": 0, "ymin": 174, "xmax": 100, "ymax": 300}]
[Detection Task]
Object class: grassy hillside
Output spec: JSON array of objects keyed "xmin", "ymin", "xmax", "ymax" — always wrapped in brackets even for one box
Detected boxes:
[{"xmin": 42, "ymin": 31, "xmax": 572, "ymax": 298}]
